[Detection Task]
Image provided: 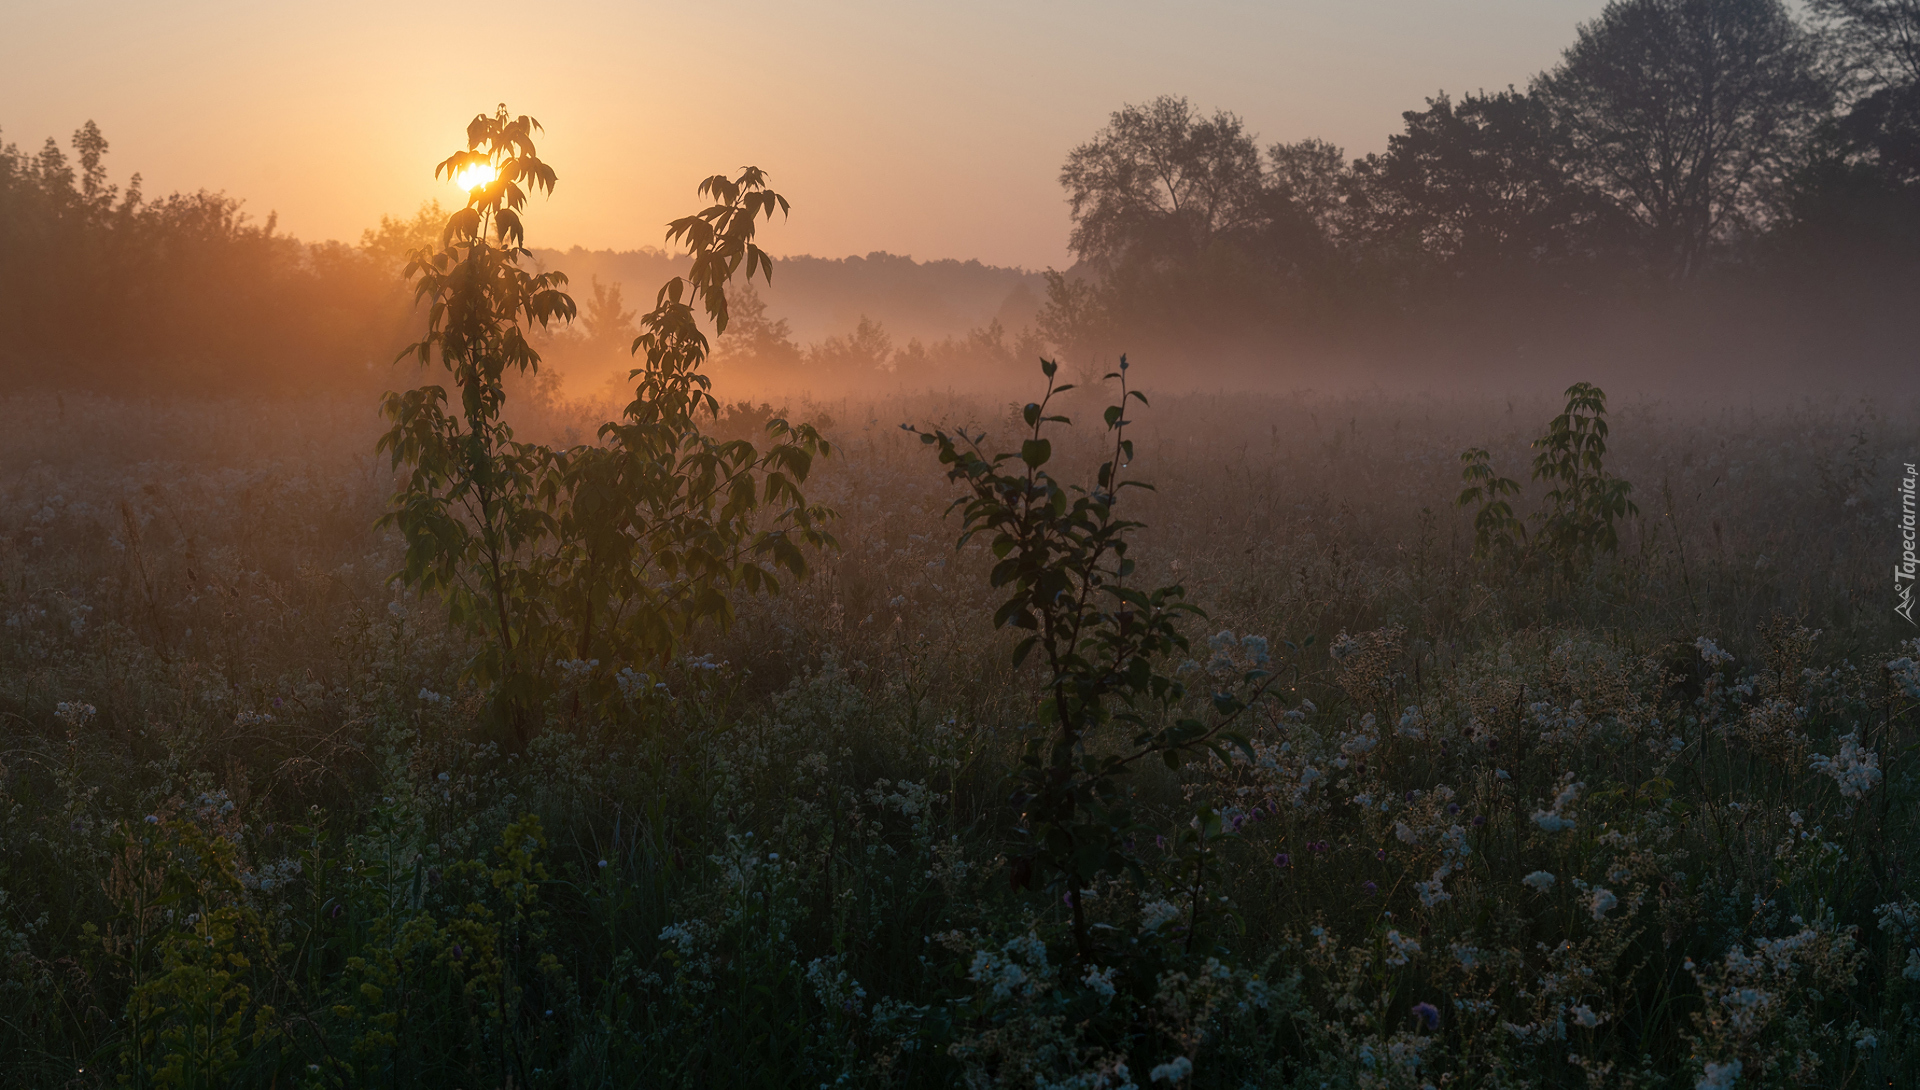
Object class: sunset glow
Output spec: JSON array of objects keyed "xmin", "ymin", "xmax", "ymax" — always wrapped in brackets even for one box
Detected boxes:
[{"xmin": 453, "ymin": 161, "xmax": 498, "ymax": 192}]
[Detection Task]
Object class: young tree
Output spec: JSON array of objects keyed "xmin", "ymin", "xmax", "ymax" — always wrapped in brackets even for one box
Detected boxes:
[
  {"xmin": 378, "ymin": 106, "xmax": 577, "ymax": 725},
  {"xmin": 380, "ymin": 109, "xmax": 834, "ymax": 738}
]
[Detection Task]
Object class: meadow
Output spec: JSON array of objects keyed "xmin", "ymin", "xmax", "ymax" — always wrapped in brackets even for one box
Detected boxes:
[{"xmin": 2, "ymin": 374, "xmax": 1916, "ymax": 1089}]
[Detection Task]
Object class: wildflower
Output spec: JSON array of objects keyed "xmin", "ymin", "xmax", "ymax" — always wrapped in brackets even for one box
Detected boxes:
[
  {"xmin": 1140, "ymin": 900, "xmax": 1182, "ymax": 933},
  {"xmin": 1695, "ymin": 636, "xmax": 1734, "ymax": 666},
  {"xmin": 1273, "ymin": 852, "xmax": 1291, "ymax": 868},
  {"xmin": 1414, "ymin": 866, "xmax": 1453, "ymax": 907},
  {"xmin": 1396, "ymin": 706, "xmax": 1425, "ymax": 739},
  {"xmin": 1410, "ymin": 1001, "xmax": 1440, "ymax": 1030},
  {"xmin": 1362, "ymin": 881, "xmax": 1379, "ymax": 896},
  {"xmin": 1376, "ymin": 848, "xmax": 1387, "ymax": 860},
  {"xmin": 1149, "ymin": 1056, "xmax": 1193, "ymax": 1083},
  {"xmin": 1588, "ymin": 887, "xmax": 1618, "ymax": 919},
  {"xmin": 1532, "ymin": 779, "xmax": 1581, "ymax": 832},
  {"xmin": 1523, "ymin": 870, "xmax": 1556, "ymax": 892},
  {"xmin": 1242, "ymin": 635, "xmax": 1270, "ymax": 665},
  {"xmin": 1572, "ymin": 1004, "xmax": 1600, "ymax": 1028},
  {"xmin": 54, "ymin": 702, "xmax": 97, "ymax": 729},
  {"xmin": 1385, "ymin": 929, "xmax": 1420, "ymax": 965},
  {"xmin": 1330, "ymin": 631, "xmax": 1359, "ymax": 662},
  {"xmin": 144, "ymin": 814, "xmax": 159, "ymax": 825},
  {"xmin": 1083, "ymin": 964, "xmax": 1117, "ymax": 1002},
  {"xmin": 597, "ymin": 859, "xmax": 608, "ymax": 868},
  {"xmin": 1810, "ymin": 732, "xmax": 1882, "ymax": 798},
  {"xmin": 1472, "ymin": 815, "xmax": 1487, "ymax": 827},
  {"xmin": 1697, "ymin": 1059, "xmax": 1741, "ymax": 1090},
  {"xmin": 1889, "ymin": 655, "xmax": 1920, "ymax": 700}
]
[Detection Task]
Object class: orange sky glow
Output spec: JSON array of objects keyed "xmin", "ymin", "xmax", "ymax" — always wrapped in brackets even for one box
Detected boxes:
[{"xmin": 5, "ymin": 0, "xmax": 1611, "ymax": 269}]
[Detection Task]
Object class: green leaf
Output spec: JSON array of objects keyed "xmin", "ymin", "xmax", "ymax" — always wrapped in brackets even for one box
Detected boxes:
[{"xmin": 1021, "ymin": 439, "xmax": 1051, "ymax": 469}]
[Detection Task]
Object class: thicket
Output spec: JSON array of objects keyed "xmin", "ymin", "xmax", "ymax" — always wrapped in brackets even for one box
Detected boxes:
[{"xmin": 0, "ymin": 123, "xmax": 424, "ymax": 395}]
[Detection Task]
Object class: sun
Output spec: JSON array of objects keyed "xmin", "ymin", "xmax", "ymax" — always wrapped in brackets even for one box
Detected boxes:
[{"xmin": 453, "ymin": 161, "xmax": 498, "ymax": 191}]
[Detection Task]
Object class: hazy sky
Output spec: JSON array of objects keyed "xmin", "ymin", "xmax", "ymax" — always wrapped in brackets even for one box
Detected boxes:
[{"xmin": 4, "ymin": 1, "xmax": 1611, "ymax": 269}]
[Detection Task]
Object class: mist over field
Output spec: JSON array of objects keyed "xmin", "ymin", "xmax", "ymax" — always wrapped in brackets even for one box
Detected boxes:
[{"xmin": 4, "ymin": 1, "xmax": 1920, "ymax": 1088}]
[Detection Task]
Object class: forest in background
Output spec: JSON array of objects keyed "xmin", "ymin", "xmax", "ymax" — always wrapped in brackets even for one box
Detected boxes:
[{"xmin": 4, "ymin": 0, "xmax": 1920, "ymax": 400}]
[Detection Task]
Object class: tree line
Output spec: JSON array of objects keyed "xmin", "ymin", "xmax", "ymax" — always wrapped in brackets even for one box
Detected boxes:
[
  {"xmin": 0, "ymin": 125, "xmax": 435, "ymax": 395},
  {"xmin": 2, "ymin": 0, "xmax": 1915, "ymax": 394},
  {"xmin": 1040, "ymin": 0, "xmax": 1920, "ymax": 382}
]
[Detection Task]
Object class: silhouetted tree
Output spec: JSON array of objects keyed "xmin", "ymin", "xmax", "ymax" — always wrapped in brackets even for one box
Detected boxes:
[
  {"xmin": 1060, "ymin": 95, "xmax": 1267, "ymax": 269},
  {"xmin": 709, "ymin": 280, "xmax": 803, "ymax": 373},
  {"xmin": 581, "ymin": 276, "xmax": 638, "ymax": 358},
  {"xmin": 1349, "ymin": 90, "xmax": 1609, "ymax": 284},
  {"xmin": 1036, "ymin": 269, "xmax": 1111, "ymax": 383},
  {"xmin": 1534, "ymin": 0, "xmax": 1830, "ymax": 278},
  {"xmin": 807, "ymin": 315, "xmax": 893, "ymax": 373}
]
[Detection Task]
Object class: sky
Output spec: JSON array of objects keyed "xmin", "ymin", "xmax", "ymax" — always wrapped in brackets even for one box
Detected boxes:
[{"xmin": 3, "ymin": 0, "xmax": 1613, "ymax": 270}]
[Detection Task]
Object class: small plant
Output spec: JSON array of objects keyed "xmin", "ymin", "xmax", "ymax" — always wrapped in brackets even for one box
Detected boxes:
[
  {"xmin": 1457, "ymin": 381, "xmax": 1637, "ymax": 576},
  {"xmin": 913, "ymin": 358, "xmax": 1276, "ymax": 960}
]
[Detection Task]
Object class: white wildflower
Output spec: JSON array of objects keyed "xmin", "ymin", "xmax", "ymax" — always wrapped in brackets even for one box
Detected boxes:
[
  {"xmin": 1396, "ymin": 705, "xmax": 1425, "ymax": 739},
  {"xmin": 1140, "ymin": 899, "xmax": 1182, "ymax": 934},
  {"xmin": 1588, "ymin": 887, "xmax": 1618, "ymax": 919},
  {"xmin": 1810, "ymin": 732, "xmax": 1882, "ymax": 798},
  {"xmin": 1385, "ymin": 929, "xmax": 1421, "ymax": 967},
  {"xmin": 1523, "ymin": 870, "xmax": 1556, "ymax": 892},
  {"xmin": 1149, "ymin": 1056, "xmax": 1193, "ymax": 1083},
  {"xmin": 1695, "ymin": 637, "xmax": 1734, "ymax": 666}
]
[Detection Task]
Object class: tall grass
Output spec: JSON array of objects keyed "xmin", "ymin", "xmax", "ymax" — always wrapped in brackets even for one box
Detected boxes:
[{"xmin": 0, "ymin": 384, "xmax": 1914, "ymax": 1087}]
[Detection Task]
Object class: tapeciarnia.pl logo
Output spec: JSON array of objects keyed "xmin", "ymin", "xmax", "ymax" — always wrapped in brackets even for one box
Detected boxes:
[{"xmin": 1900, "ymin": 461, "xmax": 1917, "ymax": 625}]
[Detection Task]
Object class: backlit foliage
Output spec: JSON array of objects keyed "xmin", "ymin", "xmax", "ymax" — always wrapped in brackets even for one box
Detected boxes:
[{"xmin": 378, "ymin": 108, "xmax": 832, "ymax": 739}]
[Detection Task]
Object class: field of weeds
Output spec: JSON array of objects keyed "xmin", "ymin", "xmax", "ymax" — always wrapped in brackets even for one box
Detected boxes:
[{"xmin": 2, "ymin": 382, "xmax": 1918, "ymax": 1088}]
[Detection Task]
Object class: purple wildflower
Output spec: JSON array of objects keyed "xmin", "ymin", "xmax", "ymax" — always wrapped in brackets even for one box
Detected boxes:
[
  {"xmin": 1376, "ymin": 848, "xmax": 1387, "ymax": 861},
  {"xmin": 1273, "ymin": 852, "xmax": 1291, "ymax": 868},
  {"xmin": 1411, "ymin": 1002, "xmax": 1440, "ymax": 1030},
  {"xmin": 1361, "ymin": 881, "xmax": 1378, "ymax": 896}
]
